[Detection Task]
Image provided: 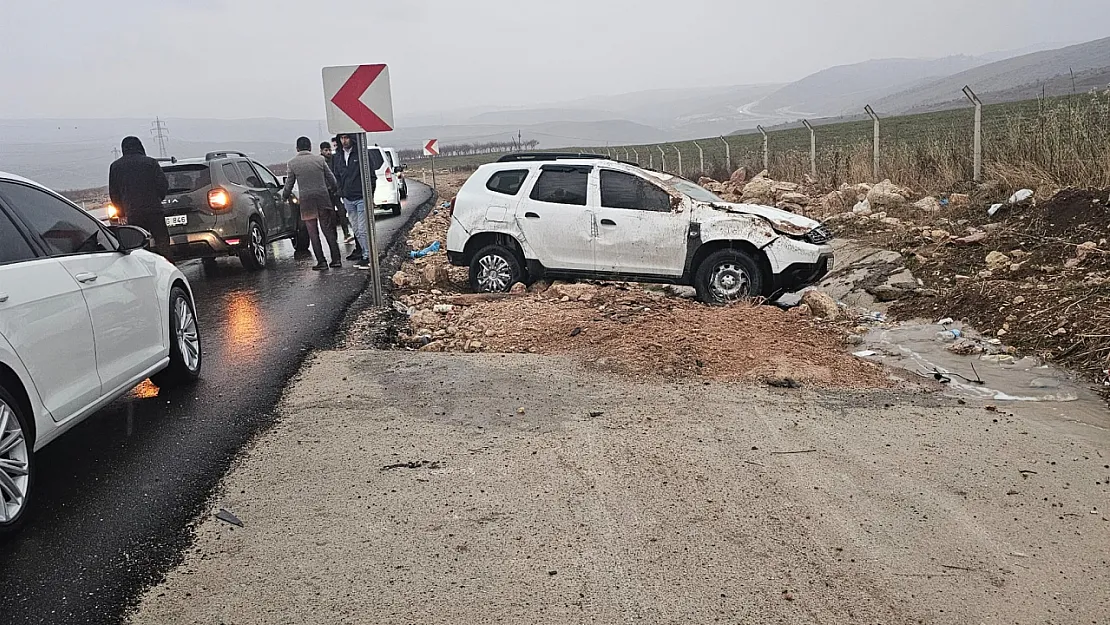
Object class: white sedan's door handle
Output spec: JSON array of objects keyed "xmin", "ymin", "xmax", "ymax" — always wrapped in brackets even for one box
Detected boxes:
[
  {"xmin": 74, "ymin": 272, "xmax": 98, "ymax": 283},
  {"xmin": 0, "ymin": 292, "xmax": 8, "ymax": 303}
]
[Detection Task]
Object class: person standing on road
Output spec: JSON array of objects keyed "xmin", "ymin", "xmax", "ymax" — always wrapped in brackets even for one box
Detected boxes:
[
  {"xmin": 283, "ymin": 137, "xmax": 342, "ymax": 270},
  {"xmin": 321, "ymin": 141, "xmax": 353, "ymax": 245},
  {"xmin": 108, "ymin": 136, "xmax": 171, "ymax": 259},
  {"xmin": 332, "ymin": 133, "xmax": 375, "ymax": 270}
]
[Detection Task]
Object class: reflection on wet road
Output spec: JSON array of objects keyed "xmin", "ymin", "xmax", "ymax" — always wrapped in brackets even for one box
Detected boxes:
[{"xmin": 0, "ymin": 182, "xmax": 433, "ymax": 625}]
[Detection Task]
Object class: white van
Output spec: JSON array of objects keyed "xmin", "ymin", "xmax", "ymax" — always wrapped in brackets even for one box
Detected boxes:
[
  {"xmin": 367, "ymin": 145, "xmax": 401, "ymax": 216},
  {"xmin": 383, "ymin": 147, "xmax": 408, "ymax": 199}
]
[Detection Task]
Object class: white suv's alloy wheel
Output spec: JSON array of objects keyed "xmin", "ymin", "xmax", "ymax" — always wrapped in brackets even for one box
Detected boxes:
[
  {"xmin": 0, "ymin": 399, "xmax": 30, "ymax": 523},
  {"xmin": 710, "ymin": 262, "xmax": 751, "ymax": 300},
  {"xmin": 477, "ymin": 254, "xmax": 513, "ymax": 291}
]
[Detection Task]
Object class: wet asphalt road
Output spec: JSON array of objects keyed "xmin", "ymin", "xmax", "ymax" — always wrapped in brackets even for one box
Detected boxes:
[{"xmin": 0, "ymin": 182, "xmax": 434, "ymax": 624}]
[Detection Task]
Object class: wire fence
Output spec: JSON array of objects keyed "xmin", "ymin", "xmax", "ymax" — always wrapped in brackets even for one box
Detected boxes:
[{"xmin": 421, "ymin": 89, "xmax": 1110, "ymax": 193}]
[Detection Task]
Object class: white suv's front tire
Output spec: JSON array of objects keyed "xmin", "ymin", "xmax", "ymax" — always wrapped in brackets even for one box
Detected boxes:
[
  {"xmin": 695, "ymin": 249, "xmax": 764, "ymax": 305},
  {"xmin": 469, "ymin": 245, "xmax": 523, "ymax": 293}
]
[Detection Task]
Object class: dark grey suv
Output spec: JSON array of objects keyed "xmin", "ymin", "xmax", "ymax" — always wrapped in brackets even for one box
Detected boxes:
[{"xmin": 160, "ymin": 151, "xmax": 308, "ymax": 271}]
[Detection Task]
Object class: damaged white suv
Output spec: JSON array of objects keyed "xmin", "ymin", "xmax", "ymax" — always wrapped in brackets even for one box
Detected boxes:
[{"xmin": 446, "ymin": 154, "xmax": 833, "ymax": 303}]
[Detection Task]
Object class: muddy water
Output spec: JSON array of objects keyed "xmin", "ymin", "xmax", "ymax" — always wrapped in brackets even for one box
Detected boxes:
[{"xmin": 859, "ymin": 320, "xmax": 1109, "ymax": 429}]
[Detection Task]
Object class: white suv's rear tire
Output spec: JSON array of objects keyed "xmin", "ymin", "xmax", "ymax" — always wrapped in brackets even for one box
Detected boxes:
[
  {"xmin": 695, "ymin": 249, "xmax": 764, "ymax": 305},
  {"xmin": 469, "ymin": 245, "xmax": 523, "ymax": 293}
]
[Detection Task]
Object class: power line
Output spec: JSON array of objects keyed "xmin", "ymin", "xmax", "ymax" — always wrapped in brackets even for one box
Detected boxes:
[{"xmin": 150, "ymin": 117, "xmax": 169, "ymax": 158}]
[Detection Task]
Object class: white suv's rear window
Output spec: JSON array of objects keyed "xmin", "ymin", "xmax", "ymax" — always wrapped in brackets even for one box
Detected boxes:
[
  {"xmin": 486, "ymin": 170, "xmax": 529, "ymax": 195},
  {"xmin": 529, "ymin": 167, "xmax": 589, "ymax": 206}
]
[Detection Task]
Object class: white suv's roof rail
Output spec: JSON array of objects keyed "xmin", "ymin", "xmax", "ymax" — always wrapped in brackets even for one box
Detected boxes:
[{"xmin": 496, "ymin": 152, "xmax": 608, "ymax": 163}]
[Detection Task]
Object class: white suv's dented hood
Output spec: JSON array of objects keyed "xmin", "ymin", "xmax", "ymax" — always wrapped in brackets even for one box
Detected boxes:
[{"xmin": 709, "ymin": 201, "xmax": 821, "ymax": 235}]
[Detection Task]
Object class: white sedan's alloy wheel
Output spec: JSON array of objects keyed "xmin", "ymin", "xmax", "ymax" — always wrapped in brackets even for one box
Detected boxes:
[{"xmin": 0, "ymin": 398, "xmax": 30, "ymax": 524}]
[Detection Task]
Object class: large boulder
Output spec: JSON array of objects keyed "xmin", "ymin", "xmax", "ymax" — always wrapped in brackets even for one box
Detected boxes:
[
  {"xmin": 740, "ymin": 170, "xmax": 775, "ymax": 204},
  {"xmin": 778, "ymin": 191, "xmax": 811, "ymax": 206},
  {"xmin": 422, "ymin": 263, "xmax": 450, "ymax": 286},
  {"xmin": 842, "ymin": 182, "xmax": 872, "ymax": 201},
  {"xmin": 820, "ymin": 191, "xmax": 847, "ymax": 212},
  {"xmin": 705, "ymin": 180, "xmax": 730, "ymax": 195},
  {"xmin": 867, "ymin": 179, "xmax": 908, "ymax": 208},
  {"xmin": 801, "ymin": 290, "xmax": 839, "ymax": 320},
  {"xmin": 771, "ymin": 181, "xmax": 800, "ymax": 196},
  {"xmin": 729, "ymin": 167, "xmax": 748, "ymax": 186},
  {"xmin": 948, "ymin": 193, "xmax": 971, "ymax": 208},
  {"xmin": 913, "ymin": 196, "xmax": 942, "ymax": 212}
]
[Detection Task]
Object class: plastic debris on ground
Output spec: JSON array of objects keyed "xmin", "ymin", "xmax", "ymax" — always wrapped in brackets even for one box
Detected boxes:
[
  {"xmin": 1009, "ymin": 189, "xmax": 1034, "ymax": 204},
  {"xmin": 215, "ymin": 509, "xmax": 244, "ymax": 527},
  {"xmin": 409, "ymin": 241, "xmax": 441, "ymax": 259}
]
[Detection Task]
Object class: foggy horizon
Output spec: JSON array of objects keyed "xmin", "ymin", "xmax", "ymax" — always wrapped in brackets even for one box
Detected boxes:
[{"xmin": 4, "ymin": 0, "xmax": 1110, "ymax": 122}]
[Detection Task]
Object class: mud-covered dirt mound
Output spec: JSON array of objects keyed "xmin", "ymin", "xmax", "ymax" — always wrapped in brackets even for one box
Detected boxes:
[
  {"xmin": 407, "ymin": 284, "xmax": 890, "ymax": 388},
  {"xmin": 888, "ymin": 187, "xmax": 1110, "ymax": 381}
]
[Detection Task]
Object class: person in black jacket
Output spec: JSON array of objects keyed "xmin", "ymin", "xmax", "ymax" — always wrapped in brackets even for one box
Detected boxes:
[
  {"xmin": 108, "ymin": 136, "xmax": 171, "ymax": 259},
  {"xmin": 331, "ymin": 134, "xmax": 375, "ymax": 269},
  {"xmin": 321, "ymin": 140, "xmax": 355, "ymax": 249}
]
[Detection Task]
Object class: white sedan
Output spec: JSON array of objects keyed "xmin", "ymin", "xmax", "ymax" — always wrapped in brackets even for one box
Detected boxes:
[{"xmin": 0, "ymin": 171, "xmax": 202, "ymax": 534}]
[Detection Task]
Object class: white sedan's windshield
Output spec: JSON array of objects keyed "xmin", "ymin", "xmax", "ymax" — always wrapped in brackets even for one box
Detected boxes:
[{"xmin": 670, "ymin": 178, "xmax": 723, "ymax": 203}]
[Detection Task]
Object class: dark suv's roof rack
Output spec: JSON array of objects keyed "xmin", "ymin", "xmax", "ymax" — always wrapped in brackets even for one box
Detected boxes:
[
  {"xmin": 205, "ymin": 150, "xmax": 248, "ymax": 160},
  {"xmin": 497, "ymin": 152, "xmax": 609, "ymax": 163},
  {"xmin": 154, "ymin": 156, "xmax": 178, "ymax": 164}
]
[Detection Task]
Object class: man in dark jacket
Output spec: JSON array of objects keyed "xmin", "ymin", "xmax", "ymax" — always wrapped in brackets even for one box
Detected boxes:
[
  {"xmin": 331, "ymin": 133, "xmax": 375, "ymax": 269},
  {"xmin": 321, "ymin": 140, "xmax": 354, "ymax": 246},
  {"xmin": 109, "ymin": 136, "xmax": 171, "ymax": 258}
]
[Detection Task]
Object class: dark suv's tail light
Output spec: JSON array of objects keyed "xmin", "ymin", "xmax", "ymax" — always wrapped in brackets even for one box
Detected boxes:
[{"xmin": 208, "ymin": 187, "xmax": 231, "ymax": 210}]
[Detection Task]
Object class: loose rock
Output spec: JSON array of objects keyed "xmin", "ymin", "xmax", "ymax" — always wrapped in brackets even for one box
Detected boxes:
[{"xmin": 801, "ymin": 290, "xmax": 839, "ymax": 320}]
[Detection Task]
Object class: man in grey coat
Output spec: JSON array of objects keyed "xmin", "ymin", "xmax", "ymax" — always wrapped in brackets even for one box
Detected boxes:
[{"xmin": 282, "ymin": 136, "xmax": 342, "ymax": 269}]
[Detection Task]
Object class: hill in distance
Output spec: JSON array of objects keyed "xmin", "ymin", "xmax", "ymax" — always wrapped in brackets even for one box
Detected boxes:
[{"xmin": 873, "ymin": 36, "xmax": 1110, "ymax": 113}]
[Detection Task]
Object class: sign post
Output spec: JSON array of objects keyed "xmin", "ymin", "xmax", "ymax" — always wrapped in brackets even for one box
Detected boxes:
[
  {"xmin": 322, "ymin": 63, "xmax": 395, "ymax": 307},
  {"xmin": 423, "ymin": 139, "xmax": 439, "ymax": 191}
]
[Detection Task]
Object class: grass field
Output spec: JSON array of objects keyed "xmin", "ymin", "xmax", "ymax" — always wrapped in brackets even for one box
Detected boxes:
[{"xmin": 415, "ymin": 92, "xmax": 1110, "ymax": 192}]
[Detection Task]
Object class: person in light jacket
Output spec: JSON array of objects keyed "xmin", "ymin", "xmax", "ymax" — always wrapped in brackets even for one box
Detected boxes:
[{"xmin": 282, "ymin": 136, "xmax": 341, "ymax": 269}]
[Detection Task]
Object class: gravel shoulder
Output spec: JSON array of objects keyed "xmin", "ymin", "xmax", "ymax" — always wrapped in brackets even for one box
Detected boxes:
[{"xmin": 130, "ymin": 350, "xmax": 1109, "ymax": 625}]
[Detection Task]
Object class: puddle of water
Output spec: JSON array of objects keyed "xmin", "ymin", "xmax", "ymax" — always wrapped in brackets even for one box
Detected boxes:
[{"xmin": 860, "ymin": 321, "xmax": 1101, "ymax": 406}]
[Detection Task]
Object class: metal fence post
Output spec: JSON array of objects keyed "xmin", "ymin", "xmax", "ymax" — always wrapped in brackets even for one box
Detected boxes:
[
  {"xmin": 631, "ymin": 147, "xmax": 639, "ymax": 164},
  {"xmin": 658, "ymin": 145, "xmax": 667, "ymax": 172},
  {"xmin": 673, "ymin": 145, "xmax": 682, "ymax": 177},
  {"xmin": 756, "ymin": 125, "xmax": 768, "ymax": 172},
  {"xmin": 962, "ymin": 86, "xmax": 982, "ymax": 182},
  {"xmin": 801, "ymin": 119, "xmax": 816, "ymax": 177},
  {"xmin": 719, "ymin": 136, "xmax": 732, "ymax": 173},
  {"xmin": 694, "ymin": 141, "xmax": 704, "ymax": 175},
  {"xmin": 865, "ymin": 105, "xmax": 880, "ymax": 180}
]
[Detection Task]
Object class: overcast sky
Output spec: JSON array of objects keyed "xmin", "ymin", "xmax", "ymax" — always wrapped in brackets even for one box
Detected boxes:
[{"xmin": 2, "ymin": 0, "xmax": 1108, "ymax": 122}]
